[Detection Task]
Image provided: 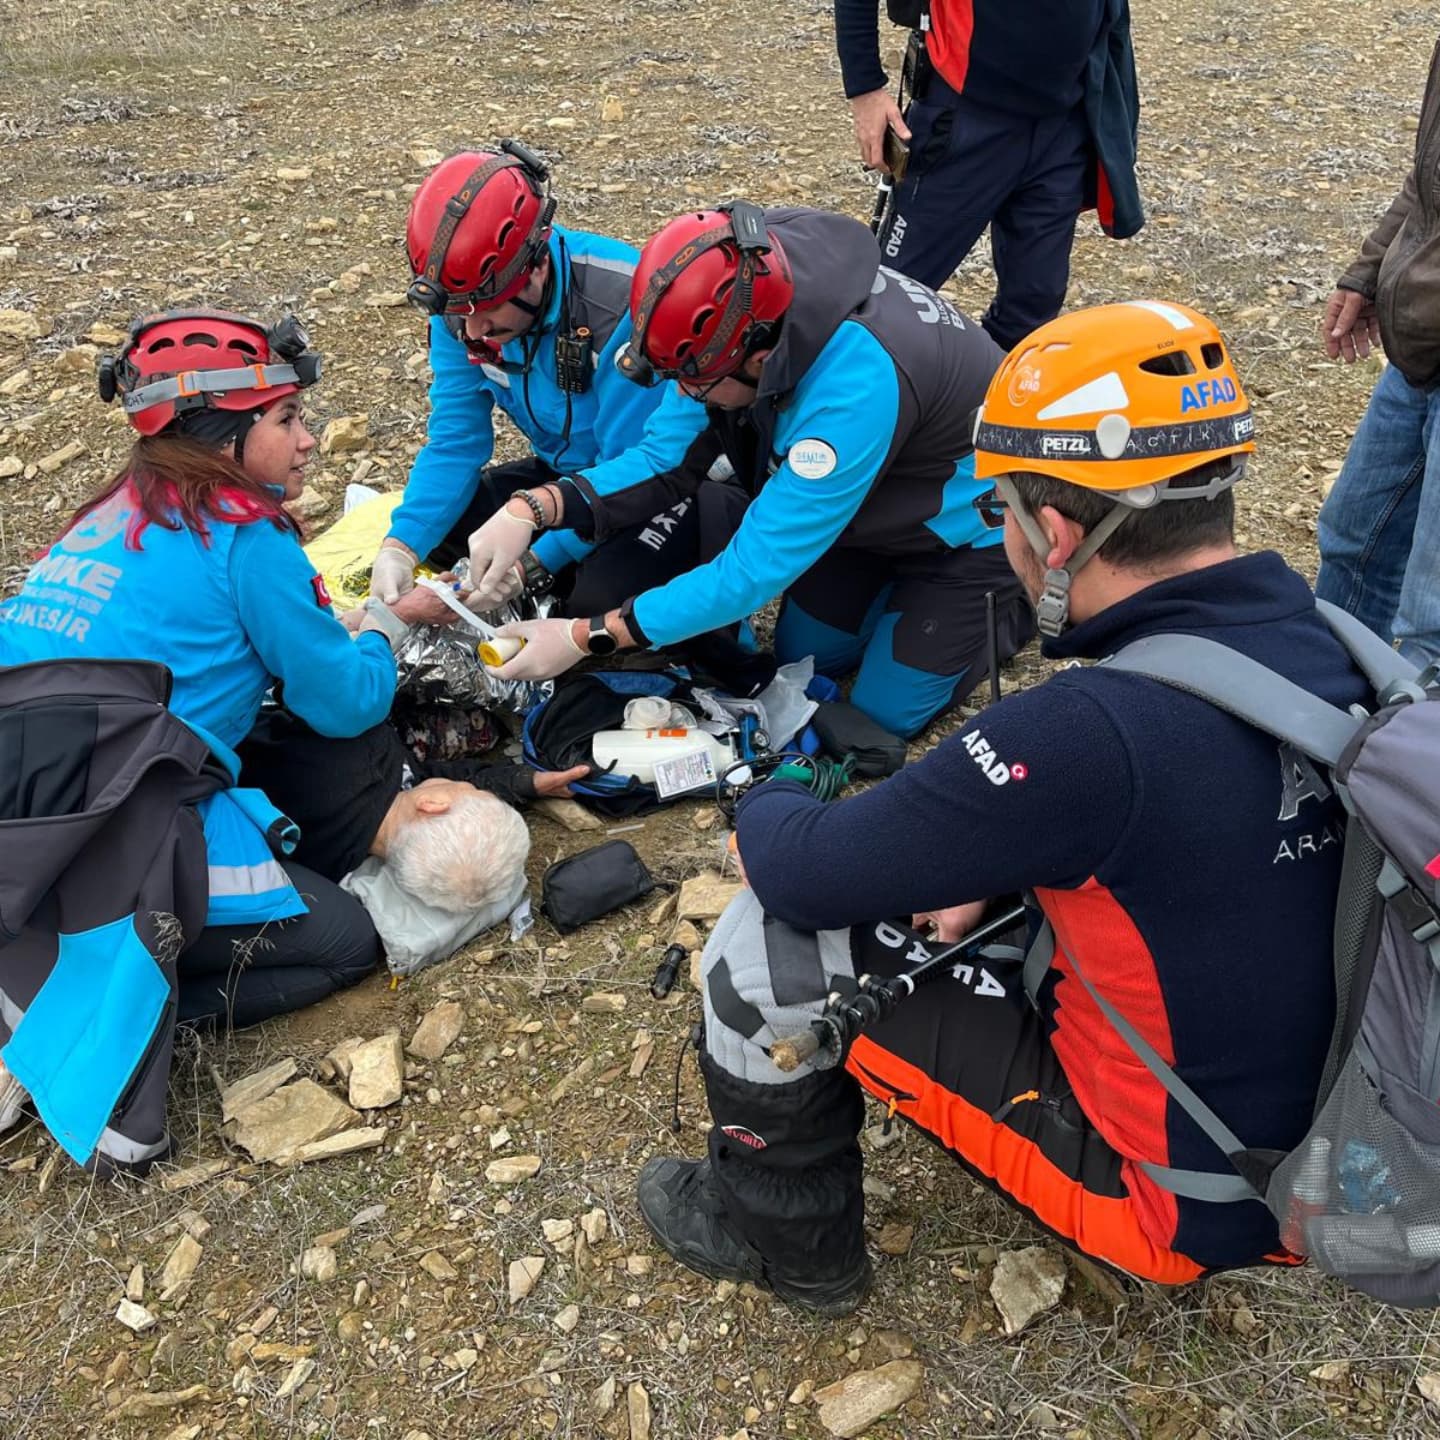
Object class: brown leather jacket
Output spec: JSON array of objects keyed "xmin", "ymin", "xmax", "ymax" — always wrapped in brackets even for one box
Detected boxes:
[{"xmin": 1339, "ymin": 38, "xmax": 1440, "ymax": 387}]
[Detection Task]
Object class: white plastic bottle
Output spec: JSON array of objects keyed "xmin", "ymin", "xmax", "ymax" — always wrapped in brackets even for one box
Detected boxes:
[{"xmin": 592, "ymin": 728, "xmax": 735, "ymax": 793}]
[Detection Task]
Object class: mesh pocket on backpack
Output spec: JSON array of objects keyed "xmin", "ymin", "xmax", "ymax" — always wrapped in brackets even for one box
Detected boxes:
[{"xmin": 1268, "ymin": 1052, "xmax": 1440, "ymax": 1280}]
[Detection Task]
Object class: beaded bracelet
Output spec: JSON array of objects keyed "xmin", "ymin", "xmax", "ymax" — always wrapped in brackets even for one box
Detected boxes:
[{"xmin": 510, "ymin": 488, "xmax": 549, "ymax": 531}]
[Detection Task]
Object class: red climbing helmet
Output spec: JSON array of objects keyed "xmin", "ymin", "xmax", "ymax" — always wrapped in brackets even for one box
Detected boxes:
[
  {"xmin": 405, "ymin": 141, "xmax": 556, "ymax": 315},
  {"xmin": 96, "ymin": 310, "xmax": 320, "ymax": 436},
  {"xmin": 618, "ymin": 202, "xmax": 794, "ymax": 386}
]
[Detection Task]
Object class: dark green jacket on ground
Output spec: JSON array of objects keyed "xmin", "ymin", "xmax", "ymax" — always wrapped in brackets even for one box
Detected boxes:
[{"xmin": 1339, "ymin": 38, "xmax": 1440, "ymax": 387}]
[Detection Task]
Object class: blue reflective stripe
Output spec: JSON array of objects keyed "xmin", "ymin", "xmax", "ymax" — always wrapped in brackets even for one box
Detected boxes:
[
  {"xmin": 205, "ymin": 887, "xmax": 309, "ymax": 925},
  {"xmin": 196, "ymin": 793, "xmax": 308, "ymax": 925},
  {"xmin": 208, "ymin": 858, "xmax": 293, "ymax": 897}
]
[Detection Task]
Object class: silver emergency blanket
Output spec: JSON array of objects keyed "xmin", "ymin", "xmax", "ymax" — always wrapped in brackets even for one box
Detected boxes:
[{"xmin": 393, "ymin": 561, "xmax": 555, "ymax": 715}]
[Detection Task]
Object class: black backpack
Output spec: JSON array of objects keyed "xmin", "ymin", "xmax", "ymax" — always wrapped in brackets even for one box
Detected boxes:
[{"xmin": 521, "ymin": 669, "xmax": 712, "ymax": 818}]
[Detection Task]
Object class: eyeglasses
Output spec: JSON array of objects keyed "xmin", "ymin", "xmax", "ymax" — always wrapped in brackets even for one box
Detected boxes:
[
  {"xmin": 677, "ymin": 372, "xmax": 732, "ymax": 402},
  {"xmin": 971, "ymin": 486, "xmax": 1011, "ymax": 530}
]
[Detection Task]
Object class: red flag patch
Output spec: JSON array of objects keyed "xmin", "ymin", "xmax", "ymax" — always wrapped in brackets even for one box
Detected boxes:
[
  {"xmin": 1425, "ymin": 852, "xmax": 1440, "ymax": 880},
  {"xmin": 311, "ymin": 574, "xmax": 332, "ymax": 610}
]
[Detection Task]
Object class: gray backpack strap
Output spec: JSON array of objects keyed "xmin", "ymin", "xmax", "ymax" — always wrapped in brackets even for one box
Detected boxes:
[
  {"xmin": 1021, "ymin": 919, "xmax": 1054, "ymax": 1010},
  {"xmin": 1026, "ymin": 918, "xmax": 1261, "ymax": 1203},
  {"xmin": 1104, "ymin": 633, "xmax": 1358, "ymax": 767},
  {"xmin": 1314, "ymin": 599, "xmax": 1425, "ymax": 700},
  {"xmin": 1053, "ymin": 931, "xmax": 1263, "ymax": 1203}
]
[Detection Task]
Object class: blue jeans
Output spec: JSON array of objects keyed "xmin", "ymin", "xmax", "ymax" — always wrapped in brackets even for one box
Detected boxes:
[{"xmin": 1316, "ymin": 363, "xmax": 1440, "ymax": 668}]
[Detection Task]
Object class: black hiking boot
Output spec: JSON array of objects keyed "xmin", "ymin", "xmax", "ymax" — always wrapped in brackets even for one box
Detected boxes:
[{"xmin": 637, "ymin": 1156, "xmax": 872, "ymax": 1318}]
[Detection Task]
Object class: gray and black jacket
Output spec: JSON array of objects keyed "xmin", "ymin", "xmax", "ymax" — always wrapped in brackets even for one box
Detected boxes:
[
  {"xmin": 557, "ymin": 207, "xmax": 1005, "ymax": 648},
  {"xmin": 0, "ymin": 659, "xmax": 226, "ymax": 1174}
]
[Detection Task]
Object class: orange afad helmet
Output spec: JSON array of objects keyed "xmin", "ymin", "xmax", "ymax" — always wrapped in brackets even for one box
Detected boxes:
[{"xmin": 974, "ymin": 300, "xmax": 1255, "ymax": 502}]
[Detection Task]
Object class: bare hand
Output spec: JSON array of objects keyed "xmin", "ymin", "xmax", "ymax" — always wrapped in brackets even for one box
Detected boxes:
[
  {"xmin": 532, "ymin": 764, "xmax": 593, "ymax": 798},
  {"xmin": 913, "ymin": 900, "xmax": 987, "ymax": 944},
  {"xmin": 850, "ymin": 89, "xmax": 911, "ymax": 172},
  {"xmin": 727, "ymin": 831, "xmax": 750, "ymax": 887},
  {"xmin": 391, "ymin": 583, "xmax": 462, "ymax": 628},
  {"xmin": 1321, "ymin": 289, "xmax": 1381, "ymax": 363}
]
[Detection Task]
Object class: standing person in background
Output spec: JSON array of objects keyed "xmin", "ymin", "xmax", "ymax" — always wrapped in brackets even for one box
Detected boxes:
[
  {"xmin": 1316, "ymin": 39, "xmax": 1440, "ymax": 670},
  {"xmin": 835, "ymin": 0, "xmax": 1143, "ymax": 350}
]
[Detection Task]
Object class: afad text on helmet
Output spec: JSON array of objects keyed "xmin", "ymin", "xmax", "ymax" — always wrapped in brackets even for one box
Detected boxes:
[{"xmin": 1179, "ymin": 377, "xmax": 1238, "ymax": 412}]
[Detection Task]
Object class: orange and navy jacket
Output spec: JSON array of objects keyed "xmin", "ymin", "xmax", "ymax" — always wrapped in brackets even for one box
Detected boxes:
[
  {"xmin": 835, "ymin": 0, "xmax": 1144, "ymax": 239},
  {"xmin": 733, "ymin": 554, "xmax": 1369, "ymax": 1269}
]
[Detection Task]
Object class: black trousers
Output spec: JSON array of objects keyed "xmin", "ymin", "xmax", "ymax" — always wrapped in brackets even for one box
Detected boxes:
[
  {"xmin": 879, "ymin": 79, "xmax": 1091, "ymax": 351},
  {"xmin": 177, "ymin": 861, "xmax": 380, "ymax": 1030}
]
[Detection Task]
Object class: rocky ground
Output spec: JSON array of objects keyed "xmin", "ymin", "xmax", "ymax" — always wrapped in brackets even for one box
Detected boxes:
[{"xmin": 4, "ymin": 1, "xmax": 1440, "ymax": 1437}]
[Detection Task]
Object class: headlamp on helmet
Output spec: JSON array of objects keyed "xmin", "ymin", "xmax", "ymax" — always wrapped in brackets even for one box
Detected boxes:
[{"xmin": 623, "ymin": 200, "xmax": 794, "ymax": 388}]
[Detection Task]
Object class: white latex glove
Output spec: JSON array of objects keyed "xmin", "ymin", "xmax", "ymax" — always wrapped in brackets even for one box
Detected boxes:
[
  {"xmin": 468, "ymin": 508, "xmax": 536, "ymax": 607},
  {"xmin": 461, "ymin": 560, "xmax": 525, "ymax": 614},
  {"xmin": 370, "ymin": 543, "xmax": 418, "ymax": 605},
  {"xmin": 493, "ymin": 616, "xmax": 585, "ymax": 681}
]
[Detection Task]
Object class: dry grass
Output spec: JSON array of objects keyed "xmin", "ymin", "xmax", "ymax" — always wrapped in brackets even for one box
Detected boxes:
[{"xmin": 0, "ymin": 0, "xmax": 238, "ymax": 83}]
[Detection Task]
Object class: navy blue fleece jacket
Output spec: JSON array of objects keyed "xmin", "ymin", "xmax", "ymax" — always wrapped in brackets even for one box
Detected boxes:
[{"xmin": 735, "ymin": 553, "xmax": 1367, "ymax": 1268}]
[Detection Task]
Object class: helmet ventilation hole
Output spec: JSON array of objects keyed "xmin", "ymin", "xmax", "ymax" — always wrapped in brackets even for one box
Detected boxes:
[{"xmin": 1138, "ymin": 351, "xmax": 1196, "ymax": 376}]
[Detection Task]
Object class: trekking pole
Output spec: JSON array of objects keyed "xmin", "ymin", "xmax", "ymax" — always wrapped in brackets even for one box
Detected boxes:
[
  {"xmin": 985, "ymin": 590, "xmax": 1001, "ymax": 706},
  {"xmin": 770, "ymin": 903, "xmax": 1028, "ymax": 1072}
]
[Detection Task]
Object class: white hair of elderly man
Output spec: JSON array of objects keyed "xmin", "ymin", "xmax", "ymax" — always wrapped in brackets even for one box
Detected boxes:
[{"xmin": 386, "ymin": 790, "xmax": 531, "ymax": 913}]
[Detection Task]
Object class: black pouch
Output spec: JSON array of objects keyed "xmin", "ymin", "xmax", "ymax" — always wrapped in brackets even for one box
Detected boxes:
[
  {"xmin": 541, "ymin": 840, "xmax": 656, "ymax": 933},
  {"xmin": 810, "ymin": 701, "xmax": 908, "ymax": 778},
  {"xmin": 899, "ymin": 26, "xmax": 933, "ymax": 103},
  {"xmin": 886, "ymin": 0, "xmax": 926, "ymax": 29}
]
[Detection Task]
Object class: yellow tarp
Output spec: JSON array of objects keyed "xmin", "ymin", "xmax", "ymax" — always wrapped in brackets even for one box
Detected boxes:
[{"xmin": 302, "ymin": 492, "xmax": 404, "ymax": 611}]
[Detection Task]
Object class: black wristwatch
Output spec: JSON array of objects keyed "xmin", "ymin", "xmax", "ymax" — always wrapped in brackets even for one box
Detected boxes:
[
  {"xmin": 520, "ymin": 550, "xmax": 554, "ymax": 595},
  {"xmin": 586, "ymin": 615, "xmax": 619, "ymax": 657}
]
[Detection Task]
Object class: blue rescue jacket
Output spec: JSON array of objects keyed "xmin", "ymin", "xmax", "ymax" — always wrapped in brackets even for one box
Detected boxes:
[
  {"xmin": 0, "ymin": 484, "xmax": 397, "ymax": 752},
  {"xmin": 386, "ymin": 225, "xmax": 667, "ymax": 573}
]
